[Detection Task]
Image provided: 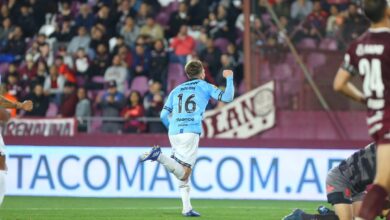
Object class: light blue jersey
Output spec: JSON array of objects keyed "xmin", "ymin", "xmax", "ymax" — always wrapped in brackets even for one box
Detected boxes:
[{"xmin": 160, "ymin": 76, "xmax": 234, "ymax": 135}]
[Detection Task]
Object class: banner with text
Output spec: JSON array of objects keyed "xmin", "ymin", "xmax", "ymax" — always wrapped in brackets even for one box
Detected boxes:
[
  {"xmin": 202, "ymin": 81, "xmax": 275, "ymax": 138},
  {"xmin": 6, "ymin": 146, "xmax": 354, "ymax": 200},
  {"xmin": 1, "ymin": 118, "xmax": 76, "ymax": 136}
]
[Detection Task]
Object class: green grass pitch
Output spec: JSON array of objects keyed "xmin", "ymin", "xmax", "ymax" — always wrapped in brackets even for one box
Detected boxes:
[{"xmin": 0, "ymin": 196, "xmax": 328, "ymax": 220}]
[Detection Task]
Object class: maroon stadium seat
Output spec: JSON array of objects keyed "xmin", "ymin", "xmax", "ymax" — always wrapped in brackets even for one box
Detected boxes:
[{"xmin": 130, "ymin": 76, "xmax": 149, "ymax": 96}]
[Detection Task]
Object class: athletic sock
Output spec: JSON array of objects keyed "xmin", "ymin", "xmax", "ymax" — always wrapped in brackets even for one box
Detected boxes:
[
  {"xmin": 178, "ymin": 179, "xmax": 192, "ymax": 214},
  {"xmin": 157, "ymin": 154, "xmax": 185, "ymax": 180},
  {"xmin": 358, "ymin": 184, "xmax": 388, "ymax": 220},
  {"xmin": 302, "ymin": 213, "xmax": 339, "ymax": 220},
  {"xmin": 0, "ymin": 170, "xmax": 6, "ymax": 206}
]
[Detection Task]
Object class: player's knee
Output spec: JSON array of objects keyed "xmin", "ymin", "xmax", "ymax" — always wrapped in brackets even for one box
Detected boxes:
[
  {"xmin": 180, "ymin": 166, "xmax": 192, "ymax": 181},
  {"xmin": 0, "ymin": 156, "xmax": 5, "ymax": 170}
]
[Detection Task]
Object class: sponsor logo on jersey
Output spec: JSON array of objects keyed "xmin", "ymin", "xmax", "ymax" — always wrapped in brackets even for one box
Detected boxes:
[{"xmin": 356, "ymin": 44, "xmax": 384, "ymax": 56}]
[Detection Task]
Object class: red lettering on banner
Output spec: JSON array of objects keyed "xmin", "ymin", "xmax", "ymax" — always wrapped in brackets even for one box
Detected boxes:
[
  {"xmin": 227, "ymin": 108, "xmax": 241, "ymax": 129},
  {"xmin": 209, "ymin": 111, "xmax": 227, "ymax": 136},
  {"xmin": 1, "ymin": 118, "xmax": 76, "ymax": 136},
  {"xmin": 241, "ymin": 97, "xmax": 256, "ymax": 123}
]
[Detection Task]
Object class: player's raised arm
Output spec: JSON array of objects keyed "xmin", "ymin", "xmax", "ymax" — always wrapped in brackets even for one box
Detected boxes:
[
  {"xmin": 0, "ymin": 96, "xmax": 33, "ymax": 111},
  {"xmin": 160, "ymin": 92, "xmax": 173, "ymax": 128},
  {"xmin": 209, "ymin": 70, "xmax": 234, "ymax": 103}
]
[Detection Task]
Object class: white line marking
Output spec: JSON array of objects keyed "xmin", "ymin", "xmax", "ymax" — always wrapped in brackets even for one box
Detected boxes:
[{"xmin": 3, "ymin": 206, "xmax": 286, "ymax": 211}]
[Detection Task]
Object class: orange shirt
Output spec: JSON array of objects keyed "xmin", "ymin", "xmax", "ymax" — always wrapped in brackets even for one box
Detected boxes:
[{"xmin": 4, "ymin": 93, "xmax": 17, "ymax": 117}]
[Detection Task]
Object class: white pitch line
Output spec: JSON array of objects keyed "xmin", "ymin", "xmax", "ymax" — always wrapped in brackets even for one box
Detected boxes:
[{"xmin": 3, "ymin": 206, "xmax": 286, "ymax": 211}]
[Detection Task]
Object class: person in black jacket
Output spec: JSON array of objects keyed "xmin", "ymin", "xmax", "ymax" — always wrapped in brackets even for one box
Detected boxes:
[{"xmin": 24, "ymin": 84, "xmax": 49, "ymax": 117}]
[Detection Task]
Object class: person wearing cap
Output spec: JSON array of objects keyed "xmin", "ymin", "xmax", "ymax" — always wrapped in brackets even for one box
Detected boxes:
[{"xmin": 96, "ymin": 80, "xmax": 125, "ymax": 133}]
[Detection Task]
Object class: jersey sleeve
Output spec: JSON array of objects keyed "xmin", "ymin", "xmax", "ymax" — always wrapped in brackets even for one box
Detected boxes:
[
  {"xmin": 340, "ymin": 44, "xmax": 359, "ymax": 76},
  {"xmin": 207, "ymin": 76, "xmax": 234, "ymax": 103},
  {"xmin": 160, "ymin": 91, "xmax": 173, "ymax": 128}
]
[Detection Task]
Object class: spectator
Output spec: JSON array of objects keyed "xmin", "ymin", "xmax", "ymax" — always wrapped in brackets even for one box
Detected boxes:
[
  {"xmin": 302, "ymin": 0, "xmax": 328, "ymax": 38},
  {"xmin": 16, "ymin": 4, "xmax": 36, "ymax": 38},
  {"xmin": 96, "ymin": 80, "xmax": 125, "ymax": 134},
  {"xmin": 130, "ymin": 44, "xmax": 151, "ymax": 81},
  {"xmin": 0, "ymin": 17, "xmax": 14, "ymax": 46},
  {"xmin": 55, "ymin": 1, "xmax": 73, "ymax": 25},
  {"xmin": 56, "ymin": 46, "xmax": 74, "ymax": 69},
  {"xmin": 75, "ymin": 87, "xmax": 91, "ymax": 132},
  {"xmin": 50, "ymin": 19, "xmax": 73, "ymax": 43},
  {"xmin": 273, "ymin": 0, "xmax": 290, "ymax": 18},
  {"xmin": 144, "ymin": 80, "xmax": 165, "ymax": 110},
  {"xmin": 216, "ymin": 54, "xmax": 235, "ymax": 86},
  {"xmin": 75, "ymin": 4, "xmax": 95, "ymax": 30},
  {"xmin": 188, "ymin": 0, "xmax": 208, "ymax": 26},
  {"xmin": 326, "ymin": 5, "xmax": 341, "ymax": 37},
  {"xmin": 117, "ymin": 45, "xmax": 133, "ymax": 68},
  {"xmin": 24, "ymin": 83, "xmax": 49, "ymax": 117},
  {"xmin": 44, "ymin": 65, "xmax": 65, "ymax": 105},
  {"xmin": 95, "ymin": 5, "xmax": 115, "ymax": 37},
  {"xmin": 58, "ymin": 82, "xmax": 78, "ymax": 117},
  {"xmin": 104, "ymin": 55, "xmax": 128, "ymax": 93},
  {"xmin": 2, "ymin": 26, "xmax": 26, "ymax": 60},
  {"xmin": 251, "ymin": 17, "xmax": 268, "ymax": 46},
  {"xmin": 67, "ymin": 26, "xmax": 91, "ymax": 56},
  {"xmin": 74, "ymin": 48, "xmax": 90, "ymax": 78},
  {"xmin": 36, "ymin": 43, "xmax": 54, "ymax": 66},
  {"xmin": 5, "ymin": 64, "xmax": 22, "ymax": 99},
  {"xmin": 90, "ymin": 43, "xmax": 109, "ymax": 78},
  {"xmin": 290, "ymin": 0, "xmax": 313, "ymax": 22},
  {"xmin": 121, "ymin": 91, "xmax": 145, "ymax": 133},
  {"xmin": 90, "ymin": 24, "xmax": 108, "ymax": 51},
  {"xmin": 150, "ymin": 39, "xmax": 168, "ymax": 85},
  {"xmin": 55, "ymin": 56, "xmax": 76, "ymax": 84},
  {"xmin": 0, "ymin": 84, "xmax": 17, "ymax": 118},
  {"xmin": 168, "ymin": 2, "xmax": 189, "ymax": 38},
  {"xmin": 342, "ymin": 3, "xmax": 369, "ymax": 42},
  {"xmin": 34, "ymin": 61, "xmax": 48, "ymax": 86},
  {"xmin": 120, "ymin": 16, "xmax": 140, "ymax": 47},
  {"xmin": 134, "ymin": 3, "xmax": 150, "ymax": 27},
  {"xmin": 19, "ymin": 54, "xmax": 37, "ymax": 84},
  {"xmin": 140, "ymin": 16, "xmax": 164, "ymax": 41},
  {"xmin": 170, "ymin": 25, "xmax": 195, "ymax": 64},
  {"xmin": 200, "ymin": 38, "xmax": 222, "ymax": 80}
]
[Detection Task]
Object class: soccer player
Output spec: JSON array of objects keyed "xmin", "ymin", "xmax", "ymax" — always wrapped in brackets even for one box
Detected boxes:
[
  {"xmin": 0, "ymin": 97, "xmax": 33, "ymax": 206},
  {"xmin": 283, "ymin": 143, "xmax": 383, "ymax": 220},
  {"xmin": 140, "ymin": 60, "xmax": 234, "ymax": 217},
  {"xmin": 333, "ymin": 1, "xmax": 390, "ymax": 219}
]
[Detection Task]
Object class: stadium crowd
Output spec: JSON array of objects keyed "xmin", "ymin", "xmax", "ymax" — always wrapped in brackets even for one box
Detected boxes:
[{"xmin": 0, "ymin": 0, "xmax": 368, "ymax": 133}]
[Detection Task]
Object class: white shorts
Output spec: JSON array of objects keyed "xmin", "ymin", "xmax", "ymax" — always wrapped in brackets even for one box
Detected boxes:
[{"xmin": 168, "ymin": 133, "xmax": 200, "ymax": 168}]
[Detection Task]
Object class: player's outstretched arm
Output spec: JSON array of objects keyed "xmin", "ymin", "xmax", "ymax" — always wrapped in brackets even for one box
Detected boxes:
[
  {"xmin": 0, "ymin": 96, "xmax": 33, "ymax": 111},
  {"xmin": 333, "ymin": 68, "xmax": 365, "ymax": 104},
  {"xmin": 209, "ymin": 70, "xmax": 235, "ymax": 103}
]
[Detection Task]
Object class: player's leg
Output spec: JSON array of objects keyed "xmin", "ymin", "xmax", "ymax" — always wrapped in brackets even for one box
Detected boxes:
[
  {"xmin": 333, "ymin": 204, "xmax": 352, "ymax": 220},
  {"xmin": 0, "ymin": 155, "xmax": 6, "ymax": 206},
  {"xmin": 170, "ymin": 133, "xmax": 200, "ymax": 217},
  {"xmin": 358, "ymin": 143, "xmax": 390, "ymax": 220}
]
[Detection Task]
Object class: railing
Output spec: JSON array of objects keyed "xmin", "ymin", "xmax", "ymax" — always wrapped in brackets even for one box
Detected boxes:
[{"xmin": 77, "ymin": 116, "xmax": 166, "ymax": 134}]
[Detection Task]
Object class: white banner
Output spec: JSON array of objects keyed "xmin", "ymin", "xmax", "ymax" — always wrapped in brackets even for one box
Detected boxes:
[
  {"xmin": 202, "ymin": 81, "xmax": 275, "ymax": 138},
  {"xmin": 6, "ymin": 146, "xmax": 354, "ymax": 200},
  {"xmin": 1, "ymin": 118, "xmax": 76, "ymax": 136}
]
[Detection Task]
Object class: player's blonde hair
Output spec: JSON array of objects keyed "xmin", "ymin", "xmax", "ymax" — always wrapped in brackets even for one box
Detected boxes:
[{"xmin": 185, "ymin": 60, "xmax": 203, "ymax": 79}]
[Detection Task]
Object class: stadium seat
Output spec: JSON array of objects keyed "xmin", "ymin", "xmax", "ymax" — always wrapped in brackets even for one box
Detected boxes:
[
  {"xmin": 0, "ymin": 63, "xmax": 9, "ymax": 76},
  {"xmin": 213, "ymin": 38, "xmax": 230, "ymax": 53},
  {"xmin": 167, "ymin": 63, "xmax": 186, "ymax": 91},
  {"xmin": 297, "ymin": 38, "xmax": 317, "ymax": 49},
  {"xmin": 156, "ymin": 12, "xmax": 170, "ymax": 26},
  {"xmin": 272, "ymin": 64, "xmax": 293, "ymax": 80},
  {"xmin": 130, "ymin": 76, "xmax": 149, "ymax": 95}
]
